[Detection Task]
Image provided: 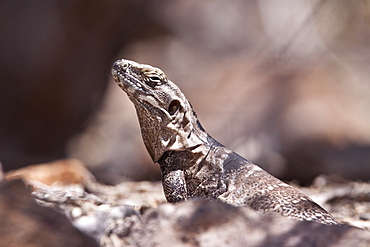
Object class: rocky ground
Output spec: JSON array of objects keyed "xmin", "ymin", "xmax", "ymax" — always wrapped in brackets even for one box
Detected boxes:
[{"xmin": 1, "ymin": 159, "xmax": 370, "ymax": 247}]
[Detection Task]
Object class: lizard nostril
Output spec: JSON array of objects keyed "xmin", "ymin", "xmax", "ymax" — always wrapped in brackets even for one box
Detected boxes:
[{"xmin": 112, "ymin": 61, "xmax": 121, "ymax": 71}]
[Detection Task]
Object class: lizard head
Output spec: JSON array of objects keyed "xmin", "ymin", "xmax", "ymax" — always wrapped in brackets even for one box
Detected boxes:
[{"xmin": 112, "ymin": 59, "xmax": 206, "ymax": 162}]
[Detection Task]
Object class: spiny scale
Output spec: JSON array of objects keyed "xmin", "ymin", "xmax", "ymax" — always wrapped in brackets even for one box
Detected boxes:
[{"xmin": 112, "ymin": 59, "xmax": 339, "ymax": 225}]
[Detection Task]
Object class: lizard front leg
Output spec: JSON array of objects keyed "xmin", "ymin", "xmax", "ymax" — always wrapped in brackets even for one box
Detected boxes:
[
  {"xmin": 161, "ymin": 170, "xmax": 188, "ymax": 203},
  {"xmin": 158, "ymin": 150, "xmax": 191, "ymax": 203}
]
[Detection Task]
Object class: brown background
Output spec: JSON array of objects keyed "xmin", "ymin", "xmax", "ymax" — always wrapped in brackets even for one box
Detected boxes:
[{"xmin": 1, "ymin": 0, "xmax": 370, "ymax": 185}]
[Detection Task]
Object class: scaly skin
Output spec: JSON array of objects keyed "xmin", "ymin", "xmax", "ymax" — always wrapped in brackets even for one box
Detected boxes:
[{"xmin": 111, "ymin": 59, "xmax": 339, "ymax": 225}]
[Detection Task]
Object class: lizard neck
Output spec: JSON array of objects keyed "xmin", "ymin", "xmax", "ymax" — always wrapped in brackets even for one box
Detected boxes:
[{"xmin": 157, "ymin": 131, "xmax": 226, "ymax": 174}]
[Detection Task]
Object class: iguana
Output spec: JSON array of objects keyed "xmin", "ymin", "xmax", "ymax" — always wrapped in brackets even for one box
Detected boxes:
[{"xmin": 111, "ymin": 59, "xmax": 339, "ymax": 225}]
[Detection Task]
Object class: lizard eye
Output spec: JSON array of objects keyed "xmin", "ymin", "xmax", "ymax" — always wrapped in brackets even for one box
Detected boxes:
[
  {"xmin": 168, "ymin": 100, "xmax": 180, "ymax": 115},
  {"xmin": 146, "ymin": 76, "xmax": 162, "ymax": 87}
]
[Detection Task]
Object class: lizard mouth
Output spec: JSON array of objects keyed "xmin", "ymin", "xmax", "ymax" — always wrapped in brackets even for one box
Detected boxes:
[{"xmin": 112, "ymin": 60, "xmax": 146, "ymax": 95}]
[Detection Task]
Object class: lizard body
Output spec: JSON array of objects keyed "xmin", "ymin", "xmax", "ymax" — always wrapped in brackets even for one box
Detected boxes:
[{"xmin": 112, "ymin": 59, "xmax": 339, "ymax": 225}]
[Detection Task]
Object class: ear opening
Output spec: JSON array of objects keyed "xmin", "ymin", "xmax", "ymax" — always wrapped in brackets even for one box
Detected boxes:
[{"xmin": 168, "ymin": 100, "xmax": 181, "ymax": 115}]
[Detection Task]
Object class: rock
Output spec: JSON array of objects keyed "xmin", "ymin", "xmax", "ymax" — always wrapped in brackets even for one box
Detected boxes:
[
  {"xmin": 3, "ymin": 161, "xmax": 369, "ymax": 246},
  {"xmin": 31, "ymin": 180, "xmax": 166, "ymax": 246},
  {"xmin": 5, "ymin": 159, "xmax": 95, "ymax": 188},
  {"xmin": 30, "ymin": 179, "xmax": 370, "ymax": 247},
  {"xmin": 0, "ymin": 179, "xmax": 98, "ymax": 247},
  {"xmin": 127, "ymin": 199, "xmax": 370, "ymax": 247}
]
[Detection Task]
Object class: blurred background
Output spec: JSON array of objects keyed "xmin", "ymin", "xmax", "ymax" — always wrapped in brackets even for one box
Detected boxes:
[{"xmin": 1, "ymin": 0, "xmax": 369, "ymax": 185}]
